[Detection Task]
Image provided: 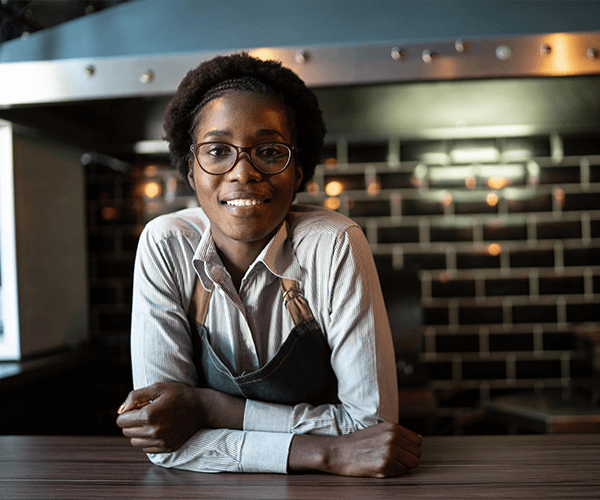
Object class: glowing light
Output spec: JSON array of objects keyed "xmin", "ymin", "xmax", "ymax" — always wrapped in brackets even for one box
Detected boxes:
[
  {"xmin": 486, "ymin": 193, "xmax": 499, "ymax": 206},
  {"xmin": 306, "ymin": 181, "xmax": 319, "ymax": 195},
  {"xmin": 488, "ymin": 177, "xmax": 508, "ymax": 189},
  {"xmin": 324, "ymin": 197, "xmax": 341, "ymax": 210},
  {"xmin": 248, "ymin": 48, "xmax": 278, "ymax": 61},
  {"xmin": 101, "ymin": 207, "xmax": 119, "ymax": 220},
  {"xmin": 487, "ymin": 243, "xmax": 502, "ymax": 256},
  {"xmin": 144, "ymin": 181, "xmax": 161, "ymax": 198},
  {"xmin": 554, "ymin": 187, "xmax": 565, "ymax": 207},
  {"xmin": 465, "ymin": 177, "xmax": 477, "ymax": 189},
  {"xmin": 144, "ymin": 165, "xmax": 158, "ymax": 177},
  {"xmin": 440, "ymin": 192, "xmax": 453, "ymax": 207},
  {"xmin": 367, "ymin": 181, "xmax": 381, "ymax": 196},
  {"xmin": 439, "ymin": 272, "xmax": 452, "ymax": 284},
  {"xmin": 325, "ymin": 157, "xmax": 338, "ymax": 165},
  {"xmin": 325, "ymin": 181, "xmax": 344, "ymax": 196}
]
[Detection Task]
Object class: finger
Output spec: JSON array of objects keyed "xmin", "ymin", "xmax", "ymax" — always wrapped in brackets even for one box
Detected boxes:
[
  {"xmin": 116, "ymin": 408, "xmax": 149, "ymax": 428},
  {"xmin": 129, "ymin": 437, "xmax": 164, "ymax": 451},
  {"xmin": 396, "ymin": 447, "xmax": 421, "ymax": 469},
  {"xmin": 121, "ymin": 425, "xmax": 155, "ymax": 439},
  {"xmin": 376, "ymin": 461, "xmax": 408, "ymax": 478},
  {"xmin": 396, "ymin": 425, "xmax": 423, "ymax": 445},
  {"xmin": 118, "ymin": 386, "xmax": 160, "ymax": 414},
  {"xmin": 400, "ymin": 438, "xmax": 423, "ymax": 459}
]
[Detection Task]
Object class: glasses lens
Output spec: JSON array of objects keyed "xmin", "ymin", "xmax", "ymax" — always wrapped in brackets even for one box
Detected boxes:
[
  {"xmin": 251, "ymin": 143, "xmax": 291, "ymax": 174},
  {"xmin": 197, "ymin": 143, "xmax": 236, "ymax": 174}
]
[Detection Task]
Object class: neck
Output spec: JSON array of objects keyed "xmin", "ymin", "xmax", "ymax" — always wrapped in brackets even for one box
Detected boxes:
[{"xmin": 216, "ymin": 240, "xmax": 264, "ymax": 291}]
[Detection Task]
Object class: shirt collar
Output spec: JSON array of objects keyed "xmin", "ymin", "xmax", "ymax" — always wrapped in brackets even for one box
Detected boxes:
[
  {"xmin": 257, "ymin": 219, "xmax": 303, "ymax": 283},
  {"xmin": 192, "ymin": 219, "xmax": 303, "ymax": 288}
]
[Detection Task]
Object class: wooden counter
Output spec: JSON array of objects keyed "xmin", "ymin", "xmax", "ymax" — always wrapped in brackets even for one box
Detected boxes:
[{"xmin": 1, "ymin": 434, "xmax": 599, "ymax": 499}]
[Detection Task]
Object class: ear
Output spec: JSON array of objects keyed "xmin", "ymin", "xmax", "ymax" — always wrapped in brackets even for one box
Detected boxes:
[
  {"xmin": 187, "ymin": 158, "xmax": 196, "ymax": 192},
  {"xmin": 293, "ymin": 164, "xmax": 304, "ymax": 193}
]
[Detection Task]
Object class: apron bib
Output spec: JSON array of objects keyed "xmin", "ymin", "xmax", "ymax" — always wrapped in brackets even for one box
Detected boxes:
[{"xmin": 188, "ymin": 277, "xmax": 339, "ymax": 406}]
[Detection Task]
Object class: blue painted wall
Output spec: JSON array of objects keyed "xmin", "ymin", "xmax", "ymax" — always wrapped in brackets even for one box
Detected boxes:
[{"xmin": 1, "ymin": 0, "xmax": 600, "ymax": 63}]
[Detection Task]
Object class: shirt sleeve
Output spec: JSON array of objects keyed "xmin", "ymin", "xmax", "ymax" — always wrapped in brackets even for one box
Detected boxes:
[
  {"xmin": 243, "ymin": 225, "xmax": 399, "ymax": 436},
  {"xmin": 130, "ymin": 224, "xmax": 293, "ymax": 473}
]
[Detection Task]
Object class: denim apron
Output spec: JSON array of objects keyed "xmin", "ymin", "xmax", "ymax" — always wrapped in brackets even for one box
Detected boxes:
[{"xmin": 188, "ymin": 277, "xmax": 339, "ymax": 406}]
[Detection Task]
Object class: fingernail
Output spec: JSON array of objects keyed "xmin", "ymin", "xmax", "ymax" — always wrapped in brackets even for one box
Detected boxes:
[{"xmin": 118, "ymin": 403, "xmax": 126, "ymax": 414}]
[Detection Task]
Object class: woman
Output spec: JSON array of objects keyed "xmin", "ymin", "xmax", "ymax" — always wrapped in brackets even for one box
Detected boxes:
[{"xmin": 116, "ymin": 53, "xmax": 422, "ymax": 477}]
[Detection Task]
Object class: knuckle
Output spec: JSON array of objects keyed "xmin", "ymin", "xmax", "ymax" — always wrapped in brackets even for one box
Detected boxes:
[{"xmin": 147, "ymin": 426, "xmax": 160, "ymax": 439}]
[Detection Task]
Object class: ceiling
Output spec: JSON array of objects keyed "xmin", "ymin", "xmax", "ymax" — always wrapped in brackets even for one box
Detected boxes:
[{"xmin": 0, "ymin": 0, "xmax": 129, "ymax": 43}]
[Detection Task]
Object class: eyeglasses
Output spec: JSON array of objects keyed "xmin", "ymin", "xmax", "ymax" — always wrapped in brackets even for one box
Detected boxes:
[{"xmin": 189, "ymin": 141, "xmax": 297, "ymax": 175}]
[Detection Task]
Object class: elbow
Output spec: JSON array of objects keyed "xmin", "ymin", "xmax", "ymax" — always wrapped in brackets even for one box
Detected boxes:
[{"xmin": 146, "ymin": 451, "xmax": 177, "ymax": 469}]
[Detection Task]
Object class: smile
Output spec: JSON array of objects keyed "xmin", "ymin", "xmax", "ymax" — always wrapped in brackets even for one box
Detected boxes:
[{"xmin": 224, "ymin": 199, "xmax": 268, "ymax": 207}]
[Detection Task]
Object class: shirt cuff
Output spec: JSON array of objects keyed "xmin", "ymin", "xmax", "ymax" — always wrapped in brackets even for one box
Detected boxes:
[
  {"xmin": 244, "ymin": 399, "xmax": 293, "ymax": 433},
  {"xmin": 240, "ymin": 431, "xmax": 294, "ymax": 473}
]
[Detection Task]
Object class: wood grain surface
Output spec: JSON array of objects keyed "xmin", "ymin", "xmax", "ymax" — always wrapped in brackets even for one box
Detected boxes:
[{"xmin": 1, "ymin": 434, "xmax": 599, "ymax": 499}]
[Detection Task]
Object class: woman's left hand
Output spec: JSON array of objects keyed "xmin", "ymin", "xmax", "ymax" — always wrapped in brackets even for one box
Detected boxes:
[{"xmin": 116, "ymin": 381, "xmax": 205, "ymax": 453}]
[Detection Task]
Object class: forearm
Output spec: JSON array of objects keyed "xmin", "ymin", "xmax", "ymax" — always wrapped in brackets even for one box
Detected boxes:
[
  {"xmin": 200, "ymin": 388, "xmax": 246, "ymax": 430},
  {"xmin": 288, "ymin": 422, "xmax": 423, "ymax": 478},
  {"xmin": 287, "ymin": 434, "xmax": 329, "ymax": 472},
  {"xmin": 148, "ymin": 428, "xmax": 293, "ymax": 474}
]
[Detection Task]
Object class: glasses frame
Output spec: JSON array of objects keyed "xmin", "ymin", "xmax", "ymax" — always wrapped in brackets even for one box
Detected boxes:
[{"xmin": 189, "ymin": 141, "xmax": 297, "ymax": 176}]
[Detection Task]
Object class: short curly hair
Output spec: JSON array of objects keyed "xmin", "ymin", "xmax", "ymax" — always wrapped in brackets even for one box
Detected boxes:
[{"xmin": 163, "ymin": 52, "xmax": 326, "ymax": 192}]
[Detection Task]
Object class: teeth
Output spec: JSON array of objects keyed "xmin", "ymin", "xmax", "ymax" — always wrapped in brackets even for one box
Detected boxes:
[{"xmin": 225, "ymin": 199, "xmax": 265, "ymax": 207}]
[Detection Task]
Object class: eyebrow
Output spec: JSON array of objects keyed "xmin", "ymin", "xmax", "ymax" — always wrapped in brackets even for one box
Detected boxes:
[{"xmin": 202, "ymin": 128, "xmax": 286, "ymax": 141}]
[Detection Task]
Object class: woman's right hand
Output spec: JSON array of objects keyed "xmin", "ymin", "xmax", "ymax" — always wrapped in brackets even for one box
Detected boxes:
[
  {"xmin": 116, "ymin": 382, "xmax": 205, "ymax": 453},
  {"xmin": 288, "ymin": 421, "xmax": 422, "ymax": 477},
  {"xmin": 116, "ymin": 382, "xmax": 246, "ymax": 453}
]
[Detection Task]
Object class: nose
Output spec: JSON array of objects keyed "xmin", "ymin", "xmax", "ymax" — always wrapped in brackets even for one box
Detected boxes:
[{"xmin": 226, "ymin": 151, "xmax": 262, "ymax": 183}]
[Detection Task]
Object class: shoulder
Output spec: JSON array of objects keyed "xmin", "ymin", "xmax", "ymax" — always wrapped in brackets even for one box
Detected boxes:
[
  {"xmin": 287, "ymin": 204, "xmax": 360, "ymax": 240},
  {"xmin": 140, "ymin": 207, "xmax": 209, "ymax": 248}
]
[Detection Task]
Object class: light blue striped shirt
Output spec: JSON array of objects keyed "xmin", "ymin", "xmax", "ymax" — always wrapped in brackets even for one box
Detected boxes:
[{"xmin": 131, "ymin": 204, "xmax": 399, "ymax": 473}]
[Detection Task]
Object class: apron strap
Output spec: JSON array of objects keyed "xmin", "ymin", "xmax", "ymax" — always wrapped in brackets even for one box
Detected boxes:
[
  {"xmin": 280, "ymin": 278, "xmax": 314, "ymax": 326},
  {"xmin": 188, "ymin": 278, "xmax": 213, "ymax": 325},
  {"xmin": 187, "ymin": 275, "xmax": 313, "ymax": 327}
]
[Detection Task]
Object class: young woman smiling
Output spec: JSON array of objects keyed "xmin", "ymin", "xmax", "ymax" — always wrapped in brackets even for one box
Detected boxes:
[{"xmin": 116, "ymin": 53, "xmax": 422, "ymax": 477}]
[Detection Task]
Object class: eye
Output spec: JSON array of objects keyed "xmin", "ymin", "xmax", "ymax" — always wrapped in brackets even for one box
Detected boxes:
[
  {"xmin": 204, "ymin": 143, "xmax": 233, "ymax": 158},
  {"xmin": 254, "ymin": 144, "xmax": 288, "ymax": 161}
]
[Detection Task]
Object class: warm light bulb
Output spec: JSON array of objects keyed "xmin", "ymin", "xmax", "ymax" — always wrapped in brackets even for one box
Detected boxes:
[
  {"xmin": 367, "ymin": 181, "xmax": 381, "ymax": 196},
  {"xmin": 306, "ymin": 181, "xmax": 320, "ymax": 195},
  {"xmin": 487, "ymin": 243, "xmax": 502, "ymax": 256},
  {"xmin": 488, "ymin": 177, "xmax": 507, "ymax": 189},
  {"xmin": 144, "ymin": 181, "xmax": 161, "ymax": 198},
  {"xmin": 325, "ymin": 181, "xmax": 344, "ymax": 197},
  {"xmin": 324, "ymin": 197, "xmax": 341, "ymax": 210},
  {"xmin": 440, "ymin": 192, "xmax": 453, "ymax": 207},
  {"xmin": 486, "ymin": 193, "xmax": 499, "ymax": 206}
]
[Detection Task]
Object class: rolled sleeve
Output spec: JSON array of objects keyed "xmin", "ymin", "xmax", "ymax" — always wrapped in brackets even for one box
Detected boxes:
[
  {"xmin": 240, "ymin": 431, "xmax": 294, "ymax": 473},
  {"xmin": 244, "ymin": 400, "xmax": 293, "ymax": 433}
]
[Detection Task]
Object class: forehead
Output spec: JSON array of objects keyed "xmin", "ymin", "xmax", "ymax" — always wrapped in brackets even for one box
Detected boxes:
[{"xmin": 193, "ymin": 90, "xmax": 293, "ymax": 137}]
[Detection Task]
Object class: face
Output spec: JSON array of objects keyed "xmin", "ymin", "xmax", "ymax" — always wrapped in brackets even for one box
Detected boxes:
[{"xmin": 188, "ymin": 90, "xmax": 303, "ymax": 254}]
